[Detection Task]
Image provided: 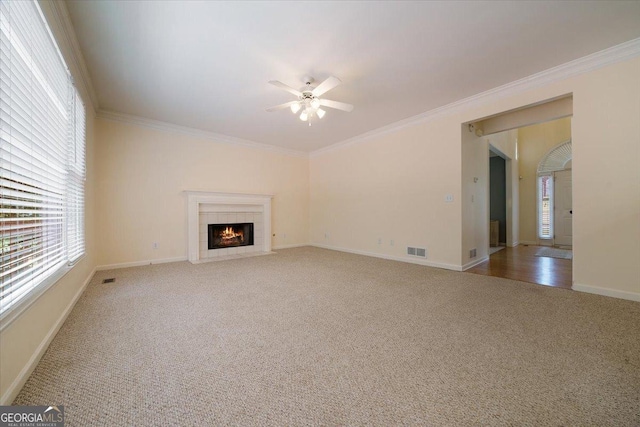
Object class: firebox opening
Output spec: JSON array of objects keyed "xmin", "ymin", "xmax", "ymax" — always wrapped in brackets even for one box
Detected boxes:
[{"xmin": 208, "ymin": 223, "xmax": 254, "ymax": 250}]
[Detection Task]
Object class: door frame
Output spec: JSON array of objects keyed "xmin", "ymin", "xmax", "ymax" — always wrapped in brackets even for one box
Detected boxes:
[{"xmin": 553, "ymin": 168, "xmax": 573, "ymax": 248}]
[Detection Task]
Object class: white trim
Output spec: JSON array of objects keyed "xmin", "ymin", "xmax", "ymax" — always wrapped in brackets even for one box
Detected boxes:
[
  {"xmin": 1, "ymin": 253, "xmax": 85, "ymax": 331},
  {"xmin": 97, "ymin": 110, "xmax": 308, "ymax": 158},
  {"xmin": 0, "ymin": 264, "xmax": 66, "ymax": 331},
  {"xmin": 310, "ymin": 38, "xmax": 640, "ymax": 157},
  {"xmin": 85, "ymin": 38, "xmax": 639, "ymax": 158},
  {"xmin": 192, "ymin": 251, "xmax": 275, "ymax": 264},
  {"xmin": 37, "ymin": 0, "xmax": 99, "ymax": 111},
  {"xmin": 96, "ymin": 257, "xmax": 188, "ymax": 271},
  {"xmin": 0, "ymin": 267, "xmax": 96, "ymax": 405},
  {"xmin": 462, "ymin": 256, "xmax": 490, "ymax": 271},
  {"xmin": 572, "ymin": 283, "xmax": 640, "ymax": 302},
  {"xmin": 185, "ymin": 191, "xmax": 273, "ymax": 263},
  {"xmin": 273, "ymin": 243, "xmax": 308, "ymax": 250},
  {"xmin": 311, "ymin": 243, "xmax": 462, "ymax": 271}
]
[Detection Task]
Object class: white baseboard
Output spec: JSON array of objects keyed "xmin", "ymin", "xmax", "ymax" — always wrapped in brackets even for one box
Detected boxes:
[
  {"xmin": 311, "ymin": 243, "xmax": 462, "ymax": 271},
  {"xmin": 519, "ymin": 240, "xmax": 538, "ymax": 246},
  {"xmin": 462, "ymin": 256, "xmax": 490, "ymax": 271},
  {"xmin": 572, "ymin": 283, "xmax": 640, "ymax": 302},
  {"xmin": 0, "ymin": 268, "xmax": 97, "ymax": 405},
  {"xmin": 272, "ymin": 243, "xmax": 309, "ymax": 250},
  {"xmin": 96, "ymin": 256, "xmax": 188, "ymax": 271}
]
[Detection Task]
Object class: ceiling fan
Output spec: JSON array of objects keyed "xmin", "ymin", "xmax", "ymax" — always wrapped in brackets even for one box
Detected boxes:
[{"xmin": 266, "ymin": 76, "xmax": 354, "ymax": 125}]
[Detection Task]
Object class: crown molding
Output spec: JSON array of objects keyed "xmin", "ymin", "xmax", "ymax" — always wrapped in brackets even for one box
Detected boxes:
[
  {"xmin": 38, "ymin": 0, "xmax": 99, "ymax": 112},
  {"xmin": 96, "ymin": 110, "xmax": 309, "ymax": 158},
  {"xmin": 310, "ymin": 37, "xmax": 640, "ymax": 158}
]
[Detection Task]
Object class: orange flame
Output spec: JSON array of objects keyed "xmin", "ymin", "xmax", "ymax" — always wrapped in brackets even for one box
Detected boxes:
[{"xmin": 220, "ymin": 226, "xmax": 243, "ymax": 242}]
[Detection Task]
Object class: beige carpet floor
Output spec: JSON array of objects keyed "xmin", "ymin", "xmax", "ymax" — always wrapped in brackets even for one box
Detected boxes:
[{"xmin": 14, "ymin": 247, "xmax": 640, "ymax": 426}]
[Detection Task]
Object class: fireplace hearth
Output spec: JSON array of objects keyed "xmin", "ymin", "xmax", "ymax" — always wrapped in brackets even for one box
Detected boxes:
[{"xmin": 208, "ymin": 223, "xmax": 254, "ymax": 250}]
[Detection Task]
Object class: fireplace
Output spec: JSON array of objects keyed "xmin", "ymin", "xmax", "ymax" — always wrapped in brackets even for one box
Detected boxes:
[
  {"xmin": 208, "ymin": 223, "xmax": 254, "ymax": 250},
  {"xmin": 186, "ymin": 191, "xmax": 272, "ymax": 263}
]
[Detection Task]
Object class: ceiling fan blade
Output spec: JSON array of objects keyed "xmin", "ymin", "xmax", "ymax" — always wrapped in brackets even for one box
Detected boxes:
[
  {"xmin": 268, "ymin": 80, "xmax": 302, "ymax": 97},
  {"xmin": 312, "ymin": 76, "xmax": 342, "ymax": 97},
  {"xmin": 319, "ymin": 99, "xmax": 354, "ymax": 112},
  {"xmin": 266, "ymin": 100, "xmax": 299, "ymax": 112}
]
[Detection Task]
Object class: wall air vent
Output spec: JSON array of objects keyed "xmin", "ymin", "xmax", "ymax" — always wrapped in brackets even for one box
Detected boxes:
[
  {"xmin": 407, "ymin": 247, "xmax": 427, "ymax": 258},
  {"xmin": 102, "ymin": 278, "xmax": 116, "ymax": 284},
  {"xmin": 469, "ymin": 248, "xmax": 477, "ymax": 259}
]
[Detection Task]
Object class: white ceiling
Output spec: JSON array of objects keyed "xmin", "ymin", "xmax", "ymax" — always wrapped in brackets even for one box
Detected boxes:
[{"xmin": 66, "ymin": 1, "xmax": 640, "ymax": 152}]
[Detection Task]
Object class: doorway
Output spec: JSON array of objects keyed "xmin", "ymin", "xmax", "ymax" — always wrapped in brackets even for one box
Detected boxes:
[
  {"xmin": 489, "ymin": 149, "xmax": 506, "ymax": 254},
  {"xmin": 463, "ymin": 107, "xmax": 574, "ymax": 288}
]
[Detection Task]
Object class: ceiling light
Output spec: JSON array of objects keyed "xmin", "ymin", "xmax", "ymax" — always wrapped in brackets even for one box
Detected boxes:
[{"xmin": 266, "ymin": 76, "xmax": 354, "ymax": 125}]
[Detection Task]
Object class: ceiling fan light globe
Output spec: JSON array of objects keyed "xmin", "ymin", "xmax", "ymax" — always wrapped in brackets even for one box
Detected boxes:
[
  {"xmin": 290, "ymin": 102, "xmax": 301, "ymax": 114},
  {"xmin": 310, "ymin": 98, "xmax": 320, "ymax": 109},
  {"xmin": 299, "ymin": 111, "xmax": 308, "ymax": 121},
  {"xmin": 317, "ymin": 108, "xmax": 326, "ymax": 119}
]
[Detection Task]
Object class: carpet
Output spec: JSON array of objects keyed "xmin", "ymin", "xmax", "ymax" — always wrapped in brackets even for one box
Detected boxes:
[
  {"xmin": 535, "ymin": 246, "xmax": 573, "ymax": 260},
  {"xmin": 13, "ymin": 247, "xmax": 639, "ymax": 426}
]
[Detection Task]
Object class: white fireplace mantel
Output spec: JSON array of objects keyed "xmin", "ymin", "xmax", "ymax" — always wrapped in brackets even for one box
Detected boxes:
[{"xmin": 185, "ymin": 191, "xmax": 273, "ymax": 263}]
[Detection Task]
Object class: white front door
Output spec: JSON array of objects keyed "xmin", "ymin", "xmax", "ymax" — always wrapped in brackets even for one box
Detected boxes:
[{"xmin": 554, "ymin": 169, "xmax": 572, "ymax": 247}]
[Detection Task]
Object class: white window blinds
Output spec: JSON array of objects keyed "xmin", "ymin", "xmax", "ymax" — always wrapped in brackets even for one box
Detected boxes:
[{"xmin": 0, "ymin": 0, "xmax": 86, "ymax": 316}]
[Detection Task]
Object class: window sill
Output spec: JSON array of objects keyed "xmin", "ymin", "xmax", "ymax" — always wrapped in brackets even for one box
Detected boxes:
[{"xmin": 0, "ymin": 255, "xmax": 86, "ymax": 332}]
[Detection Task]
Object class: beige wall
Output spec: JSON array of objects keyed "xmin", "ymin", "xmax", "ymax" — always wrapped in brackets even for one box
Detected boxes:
[
  {"xmin": 310, "ymin": 116, "xmax": 463, "ymax": 269},
  {"xmin": 94, "ymin": 119, "xmax": 309, "ymax": 266},
  {"xmin": 0, "ymin": 110, "xmax": 98, "ymax": 404},
  {"xmin": 311, "ymin": 57, "xmax": 640, "ymax": 298},
  {"xmin": 461, "ymin": 124, "xmax": 489, "ymax": 265},
  {"xmin": 571, "ymin": 60, "xmax": 639, "ymax": 297},
  {"xmin": 517, "ymin": 118, "xmax": 572, "ymax": 244}
]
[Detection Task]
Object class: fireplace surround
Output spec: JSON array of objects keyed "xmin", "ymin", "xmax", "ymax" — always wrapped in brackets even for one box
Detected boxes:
[{"xmin": 185, "ymin": 191, "xmax": 272, "ymax": 263}]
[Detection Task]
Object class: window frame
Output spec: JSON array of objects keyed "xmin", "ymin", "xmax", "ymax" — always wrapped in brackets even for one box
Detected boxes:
[
  {"xmin": 0, "ymin": 0, "xmax": 87, "ymax": 328},
  {"xmin": 537, "ymin": 173, "xmax": 554, "ymax": 241}
]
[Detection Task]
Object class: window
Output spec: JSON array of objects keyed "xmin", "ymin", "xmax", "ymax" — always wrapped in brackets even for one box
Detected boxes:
[
  {"xmin": 536, "ymin": 140, "xmax": 571, "ymax": 241},
  {"xmin": 0, "ymin": 1, "xmax": 86, "ymax": 317},
  {"xmin": 538, "ymin": 175, "xmax": 553, "ymax": 239}
]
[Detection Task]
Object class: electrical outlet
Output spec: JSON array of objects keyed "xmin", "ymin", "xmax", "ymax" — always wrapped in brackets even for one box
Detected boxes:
[
  {"xmin": 378, "ymin": 238, "xmax": 382, "ymax": 245},
  {"xmin": 445, "ymin": 194, "xmax": 454, "ymax": 202},
  {"xmin": 153, "ymin": 242, "xmax": 158, "ymax": 250},
  {"xmin": 324, "ymin": 232, "xmax": 330, "ymax": 239},
  {"xmin": 390, "ymin": 239, "xmax": 394, "ymax": 246}
]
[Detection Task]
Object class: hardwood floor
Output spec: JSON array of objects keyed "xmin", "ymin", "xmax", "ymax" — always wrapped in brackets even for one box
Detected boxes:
[{"xmin": 467, "ymin": 245, "xmax": 572, "ymax": 289}]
